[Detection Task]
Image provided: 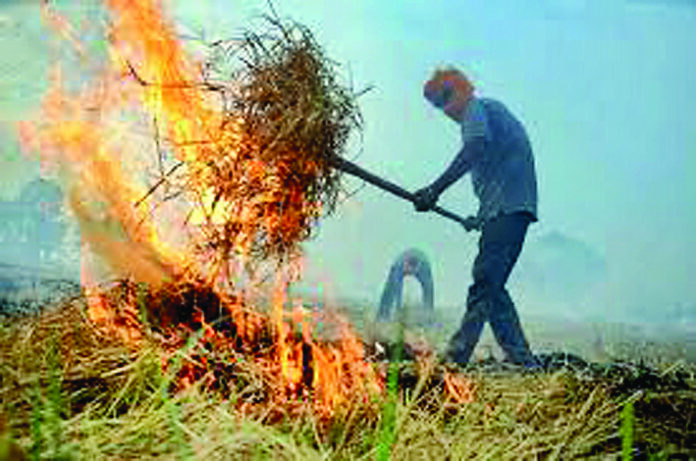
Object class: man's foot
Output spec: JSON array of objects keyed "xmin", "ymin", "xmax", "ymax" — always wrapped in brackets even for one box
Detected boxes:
[
  {"xmin": 439, "ymin": 352, "xmax": 545, "ymax": 373},
  {"xmin": 534, "ymin": 352, "xmax": 589, "ymax": 371},
  {"xmin": 517, "ymin": 356, "xmax": 545, "ymax": 372}
]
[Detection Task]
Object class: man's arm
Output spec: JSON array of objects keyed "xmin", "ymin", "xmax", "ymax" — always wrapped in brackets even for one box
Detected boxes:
[
  {"xmin": 431, "ymin": 98, "xmax": 488, "ymax": 195},
  {"xmin": 413, "ymin": 98, "xmax": 488, "ymax": 210},
  {"xmin": 412, "ymin": 139, "xmax": 484, "ymax": 212},
  {"xmin": 429, "ymin": 139, "xmax": 484, "ymax": 196}
]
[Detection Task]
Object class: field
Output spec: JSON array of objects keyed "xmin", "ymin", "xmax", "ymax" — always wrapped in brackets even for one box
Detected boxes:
[{"xmin": 0, "ymin": 296, "xmax": 694, "ymax": 461}]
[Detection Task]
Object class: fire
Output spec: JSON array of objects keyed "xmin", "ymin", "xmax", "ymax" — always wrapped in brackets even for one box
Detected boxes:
[
  {"xmin": 443, "ymin": 371, "xmax": 475, "ymax": 404},
  {"xmin": 19, "ymin": 0, "xmax": 473, "ymax": 418},
  {"xmin": 22, "ymin": 2, "xmax": 193, "ymax": 290}
]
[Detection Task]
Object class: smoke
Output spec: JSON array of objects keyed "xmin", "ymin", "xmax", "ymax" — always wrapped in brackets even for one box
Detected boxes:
[{"xmin": 511, "ymin": 231, "xmax": 609, "ymax": 322}]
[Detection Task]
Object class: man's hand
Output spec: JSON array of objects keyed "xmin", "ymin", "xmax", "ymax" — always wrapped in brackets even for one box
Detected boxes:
[
  {"xmin": 462, "ymin": 216, "xmax": 481, "ymax": 232},
  {"xmin": 413, "ymin": 186, "xmax": 438, "ymax": 212}
]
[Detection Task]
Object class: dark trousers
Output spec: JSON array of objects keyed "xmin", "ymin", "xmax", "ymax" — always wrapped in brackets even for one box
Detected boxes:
[
  {"xmin": 448, "ymin": 212, "xmax": 536, "ymax": 366},
  {"xmin": 377, "ymin": 259, "xmax": 434, "ymax": 322}
]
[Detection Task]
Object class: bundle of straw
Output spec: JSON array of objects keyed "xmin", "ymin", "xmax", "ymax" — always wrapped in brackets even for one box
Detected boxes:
[{"xmin": 192, "ymin": 13, "xmax": 364, "ymax": 266}]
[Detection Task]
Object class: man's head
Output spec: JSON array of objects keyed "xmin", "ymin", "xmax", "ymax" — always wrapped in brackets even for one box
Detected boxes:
[{"xmin": 423, "ymin": 67, "xmax": 474, "ymax": 122}]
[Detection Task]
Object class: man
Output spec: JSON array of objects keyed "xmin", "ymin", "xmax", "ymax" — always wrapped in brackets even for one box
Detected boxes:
[
  {"xmin": 376, "ymin": 248, "xmax": 434, "ymax": 323},
  {"xmin": 413, "ymin": 67, "xmax": 539, "ymax": 367}
]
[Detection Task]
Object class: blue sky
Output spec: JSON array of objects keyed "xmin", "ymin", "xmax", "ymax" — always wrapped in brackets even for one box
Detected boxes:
[{"xmin": 1, "ymin": 0, "xmax": 694, "ymax": 322}]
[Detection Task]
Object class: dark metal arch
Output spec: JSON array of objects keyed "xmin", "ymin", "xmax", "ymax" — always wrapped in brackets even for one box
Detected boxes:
[{"xmin": 376, "ymin": 248, "xmax": 434, "ymax": 322}]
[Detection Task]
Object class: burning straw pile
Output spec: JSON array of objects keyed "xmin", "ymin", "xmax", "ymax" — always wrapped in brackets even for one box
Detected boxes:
[
  {"xmin": 18, "ymin": 0, "xmax": 390, "ymax": 415},
  {"xmin": 16, "ymin": 0, "xmax": 385, "ymax": 421},
  {"xmin": 110, "ymin": 2, "xmax": 387, "ymax": 418}
]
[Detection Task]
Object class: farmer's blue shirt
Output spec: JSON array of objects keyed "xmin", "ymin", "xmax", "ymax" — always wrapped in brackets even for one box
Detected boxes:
[{"xmin": 438, "ymin": 97, "xmax": 538, "ymax": 222}]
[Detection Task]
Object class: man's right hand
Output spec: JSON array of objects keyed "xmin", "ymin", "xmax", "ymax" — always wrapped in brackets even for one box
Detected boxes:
[{"xmin": 413, "ymin": 186, "xmax": 438, "ymax": 212}]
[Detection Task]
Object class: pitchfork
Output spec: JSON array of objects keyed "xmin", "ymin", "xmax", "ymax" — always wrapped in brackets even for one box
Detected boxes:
[{"xmin": 330, "ymin": 157, "xmax": 480, "ymax": 231}]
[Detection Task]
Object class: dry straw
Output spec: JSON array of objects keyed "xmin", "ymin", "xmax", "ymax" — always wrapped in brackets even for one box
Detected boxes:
[{"xmin": 182, "ymin": 11, "xmax": 366, "ymax": 269}]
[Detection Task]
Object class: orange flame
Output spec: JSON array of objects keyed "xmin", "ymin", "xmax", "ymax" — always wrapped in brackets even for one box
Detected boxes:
[
  {"xmin": 443, "ymin": 371, "xmax": 475, "ymax": 404},
  {"xmin": 21, "ymin": 1, "xmax": 198, "ymax": 290}
]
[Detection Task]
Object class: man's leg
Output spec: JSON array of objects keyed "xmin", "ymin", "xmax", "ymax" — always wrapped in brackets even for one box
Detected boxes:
[
  {"xmin": 446, "ymin": 281, "xmax": 489, "ymax": 364},
  {"xmin": 482, "ymin": 213, "xmax": 536, "ymax": 365},
  {"xmin": 447, "ymin": 212, "xmax": 535, "ymax": 365},
  {"xmin": 489, "ymin": 288, "xmax": 536, "ymax": 365}
]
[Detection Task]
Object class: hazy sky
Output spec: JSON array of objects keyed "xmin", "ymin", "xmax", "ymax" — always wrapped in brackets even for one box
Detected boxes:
[{"xmin": 1, "ymin": 0, "xmax": 694, "ymax": 322}]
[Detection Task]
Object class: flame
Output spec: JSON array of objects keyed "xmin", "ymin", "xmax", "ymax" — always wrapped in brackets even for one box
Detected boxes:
[
  {"xmin": 21, "ymin": 1, "xmax": 197, "ymax": 290},
  {"xmin": 443, "ymin": 371, "xmax": 475, "ymax": 404}
]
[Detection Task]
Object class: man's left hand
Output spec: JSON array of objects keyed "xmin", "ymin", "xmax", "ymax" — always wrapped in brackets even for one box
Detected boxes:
[{"xmin": 413, "ymin": 186, "xmax": 438, "ymax": 212}]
